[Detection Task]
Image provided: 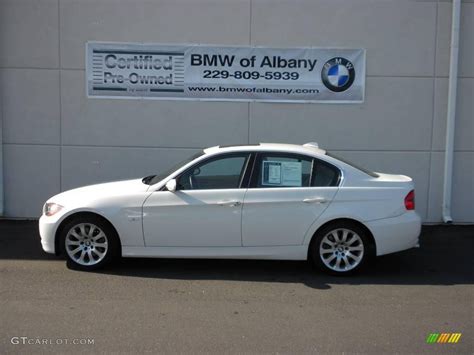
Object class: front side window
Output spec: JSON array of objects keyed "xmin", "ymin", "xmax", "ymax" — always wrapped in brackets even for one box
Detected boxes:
[
  {"xmin": 144, "ymin": 151, "xmax": 205, "ymax": 185},
  {"xmin": 177, "ymin": 154, "xmax": 249, "ymax": 190}
]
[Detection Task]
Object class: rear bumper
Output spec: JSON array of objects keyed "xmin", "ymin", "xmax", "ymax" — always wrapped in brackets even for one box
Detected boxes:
[
  {"xmin": 366, "ymin": 212, "xmax": 421, "ymax": 256},
  {"xmin": 39, "ymin": 215, "xmax": 58, "ymax": 254}
]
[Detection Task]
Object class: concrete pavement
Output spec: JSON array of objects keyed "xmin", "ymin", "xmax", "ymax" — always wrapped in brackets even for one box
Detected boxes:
[{"xmin": 0, "ymin": 221, "xmax": 472, "ymax": 353}]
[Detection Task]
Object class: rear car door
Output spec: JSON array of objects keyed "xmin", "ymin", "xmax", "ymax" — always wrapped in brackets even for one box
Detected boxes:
[{"xmin": 242, "ymin": 152, "xmax": 340, "ymax": 246}]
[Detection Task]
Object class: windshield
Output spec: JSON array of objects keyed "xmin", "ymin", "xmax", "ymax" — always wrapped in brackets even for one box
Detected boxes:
[
  {"xmin": 327, "ymin": 152, "xmax": 379, "ymax": 178},
  {"xmin": 142, "ymin": 151, "xmax": 205, "ymax": 185}
]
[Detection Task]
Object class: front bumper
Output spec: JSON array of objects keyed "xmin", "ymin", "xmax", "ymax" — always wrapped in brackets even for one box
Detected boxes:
[
  {"xmin": 366, "ymin": 211, "xmax": 421, "ymax": 256},
  {"xmin": 39, "ymin": 215, "xmax": 58, "ymax": 254}
]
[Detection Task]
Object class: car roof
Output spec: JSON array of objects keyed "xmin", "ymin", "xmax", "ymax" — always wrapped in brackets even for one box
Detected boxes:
[{"xmin": 203, "ymin": 142, "xmax": 326, "ymax": 156}]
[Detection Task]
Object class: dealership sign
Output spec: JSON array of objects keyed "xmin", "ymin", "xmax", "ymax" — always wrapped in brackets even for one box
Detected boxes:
[{"xmin": 86, "ymin": 42, "xmax": 365, "ymax": 103}]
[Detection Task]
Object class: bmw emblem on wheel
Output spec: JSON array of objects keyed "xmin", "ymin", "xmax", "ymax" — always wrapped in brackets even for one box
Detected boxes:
[{"xmin": 321, "ymin": 57, "xmax": 356, "ymax": 92}]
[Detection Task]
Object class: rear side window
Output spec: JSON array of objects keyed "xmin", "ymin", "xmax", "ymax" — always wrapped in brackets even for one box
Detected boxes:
[
  {"xmin": 312, "ymin": 160, "xmax": 341, "ymax": 187},
  {"xmin": 251, "ymin": 153, "xmax": 312, "ymax": 188},
  {"xmin": 250, "ymin": 153, "xmax": 340, "ymax": 188}
]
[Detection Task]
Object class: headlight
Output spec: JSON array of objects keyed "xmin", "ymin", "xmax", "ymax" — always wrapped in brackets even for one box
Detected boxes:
[{"xmin": 43, "ymin": 202, "xmax": 63, "ymax": 216}]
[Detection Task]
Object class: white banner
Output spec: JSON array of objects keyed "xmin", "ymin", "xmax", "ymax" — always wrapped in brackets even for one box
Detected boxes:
[{"xmin": 86, "ymin": 42, "xmax": 365, "ymax": 103}]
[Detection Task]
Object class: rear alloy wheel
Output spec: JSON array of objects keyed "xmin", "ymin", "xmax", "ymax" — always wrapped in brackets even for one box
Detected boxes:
[
  {"xmin": 60, "ymin": 217, "xmax": 119, "ymax": 270},
  {"xmin": 311, "ymin": 223, "xmax": 371, "ymax": 275}
]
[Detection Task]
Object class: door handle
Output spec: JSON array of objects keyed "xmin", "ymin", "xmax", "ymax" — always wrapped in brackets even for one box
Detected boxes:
[
  {"xmin": 217, "ymin": 200, "xmax": 242, "ymax": 207},
  {"xmin": 303, "ymin": 197, "xmax": 327, "ymax": 204}
]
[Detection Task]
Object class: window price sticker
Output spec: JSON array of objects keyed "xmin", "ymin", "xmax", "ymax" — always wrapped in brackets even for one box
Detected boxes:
[{"xmin": 262, "ymin": 161, "xmax": 302, "ymax": 186}]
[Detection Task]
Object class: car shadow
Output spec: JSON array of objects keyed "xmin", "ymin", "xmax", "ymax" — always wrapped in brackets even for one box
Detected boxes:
[{"xmin": 1, "ymin": 220, "xmax": 472, "ymax": 290}]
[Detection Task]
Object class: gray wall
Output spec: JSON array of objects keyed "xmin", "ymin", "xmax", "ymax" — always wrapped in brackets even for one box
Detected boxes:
[{"xmin": 0, "ymin": 0, "xmax": 473, "ymax": 222}]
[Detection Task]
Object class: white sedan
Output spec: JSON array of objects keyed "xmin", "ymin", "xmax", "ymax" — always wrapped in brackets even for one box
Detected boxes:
[{"xmin": 39, "ymin": 143, "xmax": 421, "ymax": 275}]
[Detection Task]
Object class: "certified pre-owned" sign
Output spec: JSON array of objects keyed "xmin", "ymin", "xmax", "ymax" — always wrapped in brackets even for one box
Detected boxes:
[{"xmin": 86, "ymin": 42, "xmax": 365, "ymax": 103}]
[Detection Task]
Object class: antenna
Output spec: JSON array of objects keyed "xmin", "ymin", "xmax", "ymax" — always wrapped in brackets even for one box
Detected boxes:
[{"xmin": 303, "ymin": 142, "xmax": 319, "ymax": 149}]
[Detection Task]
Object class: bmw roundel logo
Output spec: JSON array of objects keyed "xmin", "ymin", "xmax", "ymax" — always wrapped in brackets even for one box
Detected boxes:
[{"xmin": 321, "ymin": 57, "xmax": 356, "ymax": 92}]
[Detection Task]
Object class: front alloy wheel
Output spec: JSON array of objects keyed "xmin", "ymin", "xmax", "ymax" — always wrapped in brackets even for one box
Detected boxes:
[
  {"xmin": 60, "ymin": 216, "xmax": 119, "ymax": 270},
  {"xmin": 65, "ymin": 223, "xmax": 109, "ymax": 266}
]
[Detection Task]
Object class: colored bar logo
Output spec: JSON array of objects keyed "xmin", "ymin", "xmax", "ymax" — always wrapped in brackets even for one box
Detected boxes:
[{"xmin": 426, "ymin": 333, "xmax": 462, "ymax": 344}]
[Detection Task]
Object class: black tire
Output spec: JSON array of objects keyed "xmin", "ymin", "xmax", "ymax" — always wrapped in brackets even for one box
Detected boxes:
[
  {"xmin": 309, "ymin": 221, "xmax": 372, "ymax": 276},
  {"xmin": 59, "ymin": 215, "xmax": 120, "ymax": 271}
]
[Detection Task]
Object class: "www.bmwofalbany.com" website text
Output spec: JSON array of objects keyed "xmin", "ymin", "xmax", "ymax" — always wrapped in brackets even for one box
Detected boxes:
[{"xmin": 188, "ymin": 86, "xmax": 320, "ymax": 95}]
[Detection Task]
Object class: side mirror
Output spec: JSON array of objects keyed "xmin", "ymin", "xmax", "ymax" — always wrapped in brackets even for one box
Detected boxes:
[{"xmin": 165, "ymin": 179, "xmax": 177, "ymax": 192}]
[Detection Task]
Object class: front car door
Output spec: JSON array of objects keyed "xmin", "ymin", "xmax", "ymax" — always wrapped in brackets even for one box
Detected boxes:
[
  {"xmin": 142, "ymin": 152, "xmax": 252, "ymax": 247},
  {"xmin": 242, "ymin": 152, "xmax": 340, "ymax": 246}
]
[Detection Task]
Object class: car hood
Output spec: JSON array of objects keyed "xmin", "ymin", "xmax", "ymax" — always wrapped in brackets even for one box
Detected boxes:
[{"xmin": 47, "ymin": 179, "xmax": 149, "ymax": 206}]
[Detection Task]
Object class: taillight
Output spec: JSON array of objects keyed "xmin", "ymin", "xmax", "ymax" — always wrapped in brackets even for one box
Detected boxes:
[{"xmin": 404, "ymin": 190, "xmax": 415, "ymax": 210}]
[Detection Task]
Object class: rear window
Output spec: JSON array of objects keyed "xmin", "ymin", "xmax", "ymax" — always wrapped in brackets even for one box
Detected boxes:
[{"xmin": 327, "ymin": 152, "xmax": 379, "ymax": 178}]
